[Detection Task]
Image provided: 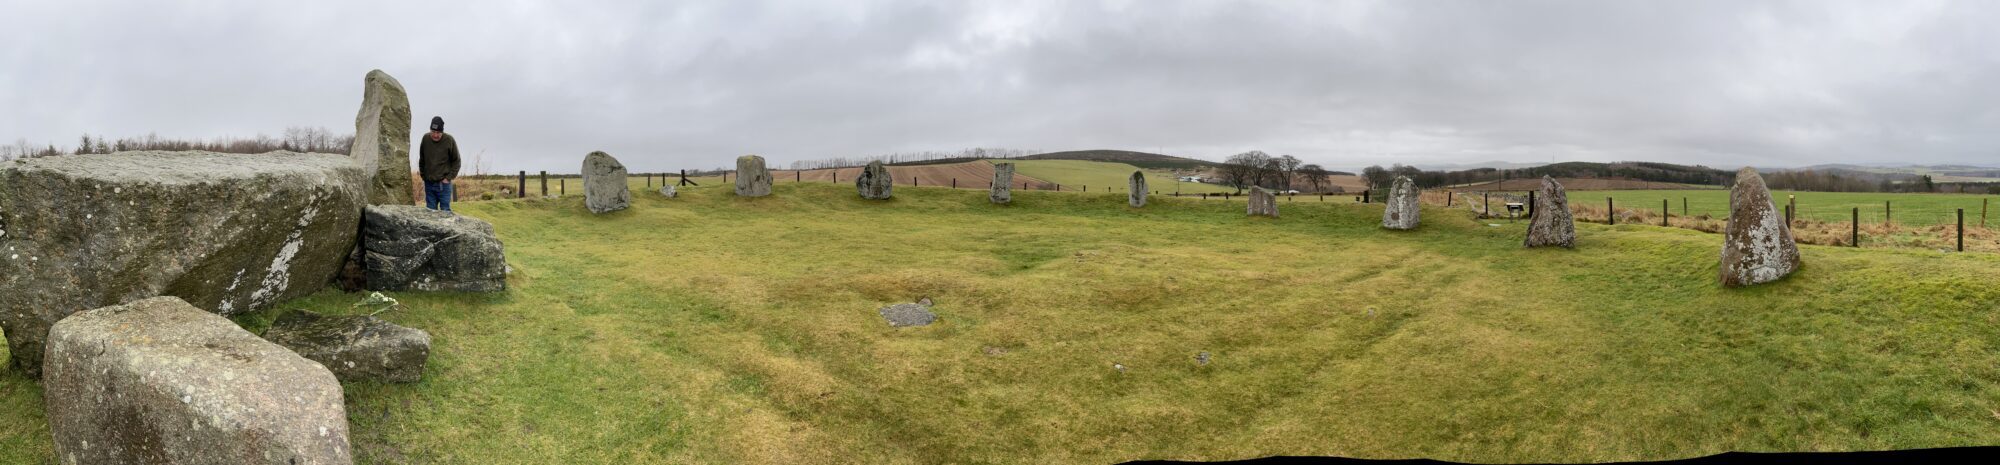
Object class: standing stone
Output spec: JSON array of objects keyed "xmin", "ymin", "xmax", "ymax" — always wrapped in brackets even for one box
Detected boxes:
[
  {"xmin": 1, "ymin": 151, "xmax": 366, "ymax": 376},
  {"xmin": 1720, "ymin": 167, "xmax": 1801, "ymax": 287},
  {"xmin": 1247, "ymin": 186, "xmax": 1279, "ymax": 217},
  {"xmin": 857, "ymin": 160, "xmax": 893, "ymax": 200},
  {"xmin": 361, "ymin": 205, "xmax": 507, "ymax": 292},
  {"xmin": 735, "ymin": 155, "xmax": 772, "ymax": 197},
  {"xmin": 991, "ymin": 163, "xmax": 1015, "ymax": 204},
  {"xmin": 1524, "ymin": 175, "xmax": 1576, "ymax": 248},
  {"xmin": 581, "ymin": 151, "xmax": 630, "ymax": 214},
  {"xmin": 264, "ymin": 310, "xmax": 431, "ymax": 383},
  {"xmin": 43, "ymin": 297, "xmax": 352, "ymax": 464},
  {"xmin": 1128, "ymin": 170, "xmax": 1148, "ymax": 207},
  {"xmin": 1381, "ymin": 176, "xmax": 1420, "ymax": 230},
  {"xmin": 350, "ymin": 69, "xmax": 414, "ymax": 206}
]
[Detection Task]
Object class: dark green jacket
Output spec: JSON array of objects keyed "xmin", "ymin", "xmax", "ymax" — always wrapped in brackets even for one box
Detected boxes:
[{"xmin": 418, "ymin": 133, "xmax": 461, "ymax": 183}]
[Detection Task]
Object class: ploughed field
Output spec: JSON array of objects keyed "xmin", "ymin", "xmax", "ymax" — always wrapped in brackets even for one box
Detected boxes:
[{"xmin": 6, "ymin": 182, "xmax": 2000, "ymax": 464}]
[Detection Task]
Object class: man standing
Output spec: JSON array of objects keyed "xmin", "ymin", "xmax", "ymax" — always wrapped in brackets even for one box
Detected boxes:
[{"xmin": 418, "ymin": 116, "xmax": 461, "ymax": 211}]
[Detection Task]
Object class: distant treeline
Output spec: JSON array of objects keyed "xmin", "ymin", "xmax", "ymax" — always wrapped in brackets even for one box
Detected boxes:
[
  {"xmin": 785, "ymin": 148, "xmax": 1036, "ymax": 170},
  {"xmin": 0, "ymin": 127, "xmax": 353, "ymax": 161},
  {"xmin": 1216, "ymin": 150, "xmax": 1342, "ymax": 193},
  {"xmin": 1374, "ymin": 161, "xmax": 1730, "ymax": 190}
]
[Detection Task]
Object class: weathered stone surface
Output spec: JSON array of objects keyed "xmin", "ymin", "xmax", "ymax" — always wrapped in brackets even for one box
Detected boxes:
[
  {"xmin": 658, "ymin": 185, "xmax": 677, "ymax": 198},
  {"xmin": 991, "ymin": 163, "xmax": 1014, "ymax": 204},
  {"xmin": 0, "ymin": 151, "xmax": 366, "ymax": 375},
  {"xmin": 1524, "ymin": 176, "xmax": 1575, "ymax": 248},
  {"xmin": 1720, "ymin": 167, "xmax": 1800, "ymax": 287},
  {"xmin": 264, "ymin": 309, "xmax": 431, "ymax": 383},
  {"xmin": 1247, "ymin": 186, "xmax": 1278, "ymax": 217},
  {"xmin": 581, "ymin": 151, "xmax": 631, "ymax": 214},
  {"xmin": 1129, "ymin": 170, "xmax": 1147, "ymax": 207},
  {"xmin": 361, "ymin": 205, "xmax": 506, "ymax": 292},
  {"xmin": 735, "ymin": 155, "xmax": 771, "ymax": 197},
  {"xmin": 43, "ymin": 297, "xmax": 352, "ymax": 464},
  {"xmin": 350, "ymin": 69, "xmax": 415, "ymax": 206},
  {"xmin": 1381, "ymin": 176, "xmax": 1420, "ymax": 230},
  {"xmin": 879, "ymin": 302, "xmax": 937, "ymax": 327},
  {"xmin": 856, "ymin": 160, "xmax": 893, "ymax": 200}
]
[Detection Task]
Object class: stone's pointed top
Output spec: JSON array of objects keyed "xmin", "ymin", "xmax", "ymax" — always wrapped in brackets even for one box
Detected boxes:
[
  {"xmin": 364, "ymin": 69, "xmax": 403, "ymax": 86},
  {"xmin": 738, "ymin": 154, "xmax": 764, "ymax": 162}
]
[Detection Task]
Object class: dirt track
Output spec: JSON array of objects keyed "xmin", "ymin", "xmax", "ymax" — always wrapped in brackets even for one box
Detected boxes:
[{"xmin": 772, "ymin": 161, "xmax": 1053, "ymax": 190}]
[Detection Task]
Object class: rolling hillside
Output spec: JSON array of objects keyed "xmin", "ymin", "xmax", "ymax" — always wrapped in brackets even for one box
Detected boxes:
[
  {"xmin": 1022, "ymin": 150, "xmax": 1220, "ymax": 170},
  {"xmin": 1006, "ymin": 159, "xmax": 1238, "ymax": 194}
]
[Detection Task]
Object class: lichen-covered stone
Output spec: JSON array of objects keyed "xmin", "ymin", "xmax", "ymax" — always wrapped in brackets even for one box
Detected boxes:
[
  {"xmin": 0, "ymin": 151, "xmax": 366, "ymax": 376},
  {"xmin": 263, "ymin": 309, "xmax": 431, "ymax": 383},
  {"xmin": 991, "ymin": 163, "xmax": 1014, "ymax": 204},
  {"xmin": 735, "ymin": 155, "xmax": 771, "ymax": 197},
  {"xmin": 1128, "ymin": 170, "xmax": 1147, "ymax": 207},
  {"xmin": 350, "ymin": 69, "xmax": 414, "ymax": 206},
  {"xmin": 361, "ymin": 205, "xmax": 506, "ymax": 292},
  {"xmin": 1720, "ymin": 167, "xmax": 1800, "ymax": 287},
  {"xmin": 857, "ymin": 160, "xmax": 893, "ymax": 200},
  {"xmin": 1381, "ymin": 176, "xmax": 1420, "ymax": 230},
  {"xmin": 581, "ymin": 151, "xmax": 630, "ymax": 214},
  {"xmin": 1247, "ymin": 186, "xmax": 1278, "ymax": 217},
  {"xmin": 43, "ymin": 297, "xmax": 352, "ymax": 464},
  {"xmin": 879, "ymin": 302, "xmax": 937, "ymax": 327},
  {"xmin": 1524, "ymin": 176, "xmax": 1575, "ymax": 248}
]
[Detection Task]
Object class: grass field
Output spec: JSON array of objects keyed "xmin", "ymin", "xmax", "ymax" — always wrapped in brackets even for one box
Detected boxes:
[
  {"xmin": 1008, "ymin": 159, "xmax": 1238, "ymax": 194},
  {"xmin": 1573, "ymin": 190, "xmax": 1997, "ymax": 227},
  {"xmin": 6, "ymin": 183, "xmax": 2000, "ymax": 463}
]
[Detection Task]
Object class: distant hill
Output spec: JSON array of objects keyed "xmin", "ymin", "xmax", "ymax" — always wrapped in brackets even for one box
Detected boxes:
[
  {"xmin": 1407, "ymin": 160, "xmax": 1548, "ymax": 172},
  {"xmin": 1787, "ymin": 163, "xmax": 2000, "ymax": 183},
  {"xmin": 1418, "ymin": 161, "xmax": 1729, "ymax": 188},
  {"xmin": 1022, "ymin": 150, "xmax": 1220, "ymax": 170}
]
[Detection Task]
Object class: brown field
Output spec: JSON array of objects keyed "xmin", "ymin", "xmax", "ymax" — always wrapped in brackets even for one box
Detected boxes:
[
  {"xmin": 1450, "ymin": 177, "xmax": 1718, "ymax": 191},
  {"xmin": 771, "ymin": 161, "xmax": 1052, "ymax": 190}
]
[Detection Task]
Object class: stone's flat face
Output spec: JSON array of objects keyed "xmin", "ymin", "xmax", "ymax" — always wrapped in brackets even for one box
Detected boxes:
[
  {"xmin": 1382, "ymin": 176, "xmax": 1421, "ymax": 230},
  {"xmin": 360, "ymin": 205, "xmax": 507, "ymax": 292},
  {"xmin": 991, "ymin": 163, "xmax": 1015, "ymax": 204},
  {"xmin": 43, "ymin": 297, "xmax": 352, "ymax": 465},
  {"xmin": 659, "ymin": 185, "xmax": 677, "ymax": 198},
  {"xmin": 264, "ymin": 310, "xmax": 431, "ymax": 383},
  {"xmin": 1128, "ymin": 170, "xmax": 1147, "ymax": 207},
  {"xmin": 735, "ymin": 155, "xmax": 772, "ymax": 197},
  {"xmin": 0, "ymin": 151, "xmax": 366, "ymax": 375},
  {"xmin": 857, "ymin": 161, "xmax": 893, "ymax": 200},
  {"xmin": 1247, "ymin": 186, "xmax": 1278, "ymax": 217},
  {"xmin": 1720, "ymin": 167, "xmax": 1801, "ymax": 287},
  {"xmin": 879, "ymin": 303, "xmax": 937, "ymax": 327},
  {"xmin": 351, "ymin": 69, "xmax": 415, "ymax": 206},
  {"xmin": 581, "ymin": 151, "xmax": 631, "ymax": 214},
  {"xmin": 1524, "ymin": 176, "xmax": 1576, "ymax": 248}
]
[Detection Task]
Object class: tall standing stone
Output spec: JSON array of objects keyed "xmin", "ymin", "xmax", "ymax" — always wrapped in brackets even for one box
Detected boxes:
[
  {"xmin": 991, "ymin": 163, "xmax": 1015, "ymax": 204},
  {"xmin": 581, "ymin": 151, "xmax": 630, "ymax": 214},
  {"xmin": 350, "ymin": 69, "xmax": 414, "ymax": 206},
  {"xmin": 1524, "ymin": 175, "xmax": 1575, "ymax": 248},
  {"xmin": 857, "ymin": 160, "xmax": 893, "ymax": 200},
  {"xmin": 1247, "ymin": 186, "xmax": 1278, "ymax": 217},
  {"xmin": 1720, "ymin": 167, "xmax": 1800, "ymax": 287},
  {"xmin": 1, "ymin": 151, "xmax": 366, "ymax": 375},
  {"xmin": 1381, "ymin": 176, "xmax": 1420, "ymax": 230},
  {"xmin": 736, "ymin": 155, "xmax": 772, "ymax": 197},
  {"xmin": 1128, "ymin": 170, "xmax": 1148, "ymax": 207},
  {"xmin": 43, "ymin": 297, "xmax": 352, "ymax": 464}
]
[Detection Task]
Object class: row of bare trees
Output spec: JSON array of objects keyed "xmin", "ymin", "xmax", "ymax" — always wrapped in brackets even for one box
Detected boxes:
[
  {"xmin": 786, "ymin": 147, "xmax": 1036, "ymax": 170},
  {"xmin": 0, "ymin": 127, "xmax": 353, "ymax": 161},
  {"xmin": 1218, "ymin": 151, "xmax": 1338, "ymax": 193}
]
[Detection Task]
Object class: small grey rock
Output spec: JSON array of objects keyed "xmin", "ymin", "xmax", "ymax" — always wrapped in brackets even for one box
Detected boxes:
[
  {"xmin": 879, "ymin": 303, "xmax": 936, "ymax": 327},
  {"xmin": 263, "ymin": 309, "xmax": 431, "ymax": 383},
  {"xmin": 658, "ymin": 185, "xmax": 677, "ymax": 198},
  {"xmin": 1194, "ymin": 351, "xmax": 1211, "ymax": 366}
]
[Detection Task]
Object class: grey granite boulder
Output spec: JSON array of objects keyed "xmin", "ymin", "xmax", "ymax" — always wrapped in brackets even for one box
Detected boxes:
[
  {"xmin": 350, "ymin": 69, "xmax": 414, "ymax": 206},
  {"xmin": 659, "ymin": 185, "xmax": 677, "ymax": 198},
  {"xmin": 991, "ymin": 163, "xmax": 1014, "ymax": 204},
  {"xmin": 361, "ymin": 205, "xmax": 506, "ymax": 292},
  {"xmin": 735, "ymin": 155, "xmax": 771, "ymax": 197},
  {"xmin": 1247, "ymin": 186, "xmax": 1278, "ymax": 217},
  {"xmin": 857, "ymin": 160, "xmax": 893, "ymax": 200},
  {"xmin": 0, "ymin": 151, "xmax": 366, "ymax": 376},
  {"xmin": 43, "ymin": 296, "xmax": 352, "ymax": 464},
  {"xmin": 1720, "ymin": 167, "xmax": 1800, "ymax": 287},
  {"xmin": 1381, "ymin": 176, "xmax": 1420, "ymax": 230},
  {"xmin": 1128, "ymin": 170, "xmax": 1147, "ymax": 207},
  {"xmin": 581, "ymin": 151, "xmax": 631, "ymax": 213},
  {"xmin": 879, "ymin": 301, "xmax": 937, "ymax": 327},
  {"xmin": 1524, "ymin": 176, "xmax": 1575, "ymax": 248},
  {"xmin": 264, "ymin": 309, "xmax": 431, "ymax": 383}
]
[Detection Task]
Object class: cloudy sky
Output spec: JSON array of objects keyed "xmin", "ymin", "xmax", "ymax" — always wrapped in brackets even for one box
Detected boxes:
[{"xmin": 3, "ymin": 0, "xmax": 1997, "ymax": 173}]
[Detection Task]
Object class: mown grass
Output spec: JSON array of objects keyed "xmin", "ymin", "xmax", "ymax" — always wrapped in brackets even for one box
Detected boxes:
[
  {"xmin": 5, "ymin": 182, "xmax": 2000, "ymax": 464},
  {"xmin": 1007, "ymin": 159, "xmax": 1237, "ymax": 194},
  {"xmin": 1576, "ymin": 189, "xmax": 1997, "ymax": 227}
]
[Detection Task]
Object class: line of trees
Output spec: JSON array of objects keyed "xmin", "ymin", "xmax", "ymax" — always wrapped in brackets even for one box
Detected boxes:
[
  {"xmin": 786, "ymin": 147, "xmax": 1036, "ymax": 170},
  {"xmin": 0, "ymin": 127, "xmax": 353, "ymax": 161},
  {"xmin": 1219, "ymin": 150, "xmax": 1337, "ymax": 193}
]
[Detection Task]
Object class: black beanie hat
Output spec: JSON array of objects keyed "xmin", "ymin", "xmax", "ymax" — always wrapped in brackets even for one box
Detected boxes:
[{"xmin": 430, "ymin": 116, "xmax": 444, "ymax": 132}]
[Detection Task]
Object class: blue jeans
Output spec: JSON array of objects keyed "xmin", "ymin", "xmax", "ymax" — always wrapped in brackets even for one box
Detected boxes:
[{"xmin": 424, "ymin": 181, "xmax": 454, "ymax": 211}]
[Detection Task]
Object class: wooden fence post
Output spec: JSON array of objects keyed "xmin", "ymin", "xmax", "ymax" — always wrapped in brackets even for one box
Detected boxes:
[
  {"xmin": 1682, "ymin": 197, "xmax": 1688, "ymax": 216},
  {"xmin": 1787, "ymin": 195, "xmax": 1795, "ymax": 226},
  {"xmin": 1662, "ymin": 198, "xmax": 1669, "ymax": 226},
  {"xmin": 1983, "ymin": 198, "xmax": 1989, "ymax": 227},
  {"xmin": 518, "ymin": 171, "xmax": 526, "ymax": 198},
  {"xmin": 1959, "ymin": 209, "xmax": 1965, "ymax": 252},
  {"xmin": 1852, "ymin": 207, "xmax": 1858, "ymax": 247},
  {"xmin": 1483, "ymin": 192, "xmax": 1489, "ymax": 216},
  {"xmin": 561, "ymin": 178, "xmax": 565, "ymax": 196},
  {"xmin": 952, "ymin": 178, "xmax": 957, "ymax": 189},
  {"xmin": 1528, "ymin": 191, "xmax": 1535, "ymax": 217},
  {"xmin": 1885, "ymin": 200, "xmax": 1891, "ymax": 225},
  {"xmin": 1607, "ymin": 197, "xmax": 1614, "ymax": 225},
  {"xmin": 540, "ymin": 171, "xmax": 548, "ymax": 197}
]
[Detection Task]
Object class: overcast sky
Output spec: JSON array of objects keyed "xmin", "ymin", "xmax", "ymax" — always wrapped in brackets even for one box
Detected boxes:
[{"xmin": 3, "ymin": 0, "xmax": 1997, "ymax": 173}]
